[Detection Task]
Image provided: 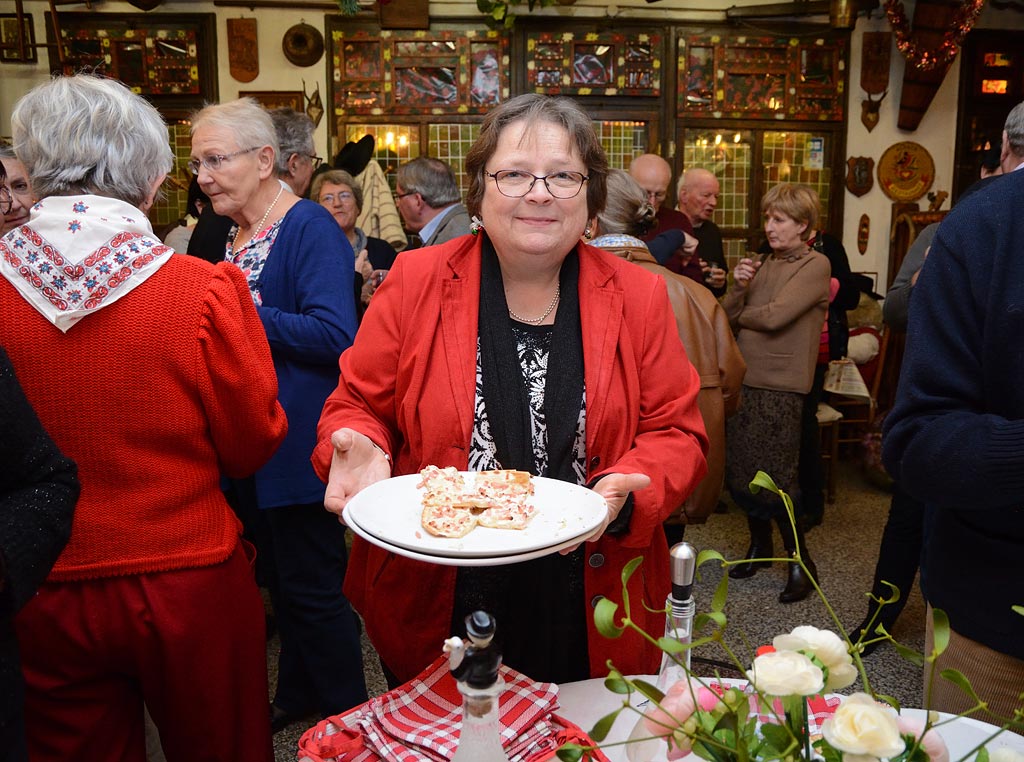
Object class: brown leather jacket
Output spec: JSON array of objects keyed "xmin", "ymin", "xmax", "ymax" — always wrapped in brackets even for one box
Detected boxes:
[{"xmin": 599, "ymin": 240, "xmax": 746, "ymax": 523}]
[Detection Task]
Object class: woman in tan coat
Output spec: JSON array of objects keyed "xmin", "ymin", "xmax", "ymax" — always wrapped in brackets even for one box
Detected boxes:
[
  {"xmin": 589, "ymin": 169, "xmax": 746, "ymax": 537},
  {"xmin": 722, "ymin": 183, "xmax": 830, "ymax": 603}
]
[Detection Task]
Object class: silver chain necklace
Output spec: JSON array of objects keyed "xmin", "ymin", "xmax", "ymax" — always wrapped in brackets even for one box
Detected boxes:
[{"xmin": 508, "ymin": 283, "xmax": 560, "ymax": 324}]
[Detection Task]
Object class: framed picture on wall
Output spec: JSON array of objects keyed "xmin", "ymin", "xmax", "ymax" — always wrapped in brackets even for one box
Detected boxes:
[
  {"xmin": 0, "ymin": 13, "xmax": 36, "ymax": 63},
  {"xmin": 46, "ymin": 12, "xmax": 217, "ymax": 119},
  {"xmin": 238, "ymin": 90, "xmax": 305, "ymax": 111}
]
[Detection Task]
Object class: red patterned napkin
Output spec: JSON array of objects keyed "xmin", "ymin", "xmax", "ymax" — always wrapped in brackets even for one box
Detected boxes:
[{"xmin": 297, "ymin": 656, "xmax": 610, "ymax": 762}]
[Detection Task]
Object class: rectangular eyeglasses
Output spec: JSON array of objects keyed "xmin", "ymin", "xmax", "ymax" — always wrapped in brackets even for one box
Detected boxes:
[
  {"xmin": 187, "ymin": 147, "xmax": 259, "ymax": 175},
  {"xmin": 485, "ymin": 169, "xmax": 588, "ymax": 199}
]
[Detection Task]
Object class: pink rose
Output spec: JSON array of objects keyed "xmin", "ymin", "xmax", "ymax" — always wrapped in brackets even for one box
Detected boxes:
[
  {"xmin": 896, "ymin": 715, "xmax": 950, "ymax": 762},
  {"xmin": 643, "ymin": 679, "xmax": 722, "ymax": 758}
]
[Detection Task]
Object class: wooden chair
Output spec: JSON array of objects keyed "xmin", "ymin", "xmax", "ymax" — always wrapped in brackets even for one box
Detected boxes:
[
  {"xmin": 818, "ymin": 403, "xmax": 842, "ymax": 503},
  {"xmin": 830, "ymin": 325, "xmax": 890, "ymax": 452}
]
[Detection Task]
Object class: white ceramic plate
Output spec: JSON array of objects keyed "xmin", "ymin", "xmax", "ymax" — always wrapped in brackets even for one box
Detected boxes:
[
  {"xmin": 903, "ymin": 708, "xmax": 1024, "ymax": 761},
  {"xmin": 344, "ymin": 503, "xmax": 595, "ymax": 566},
  {"xmin": 343, "ymin": 472, "xmax": 608, "ymax": 559}
]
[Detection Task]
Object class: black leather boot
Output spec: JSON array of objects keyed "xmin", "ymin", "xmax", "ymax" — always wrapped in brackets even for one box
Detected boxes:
[
  {"xmin": 729, "ymin": 514, "xmax": 773, "ymax": 579},
  {"xmin": 776, "ymin": 515, "xmax": 818, "ymax": 603}
]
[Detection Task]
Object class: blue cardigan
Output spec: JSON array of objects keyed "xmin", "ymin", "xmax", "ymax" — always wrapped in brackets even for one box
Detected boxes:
[
  {"xmin": 255, "ymin": 199, "xmax": 357, "ymax": 508},
  {"xmin": 882, "ymin": 168, "xmax": 1024, "ymax": 660}
]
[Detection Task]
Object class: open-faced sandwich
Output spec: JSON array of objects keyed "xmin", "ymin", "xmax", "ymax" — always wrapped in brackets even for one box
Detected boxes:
[{"xmin": 417, "ymin": 466, "xmax": 536, "ymax": 538}]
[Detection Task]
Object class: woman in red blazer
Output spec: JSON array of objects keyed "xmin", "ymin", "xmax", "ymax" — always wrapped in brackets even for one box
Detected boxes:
[{"xmin": 313, "ymin": 94, "xmax": 708, "ymax": 685}]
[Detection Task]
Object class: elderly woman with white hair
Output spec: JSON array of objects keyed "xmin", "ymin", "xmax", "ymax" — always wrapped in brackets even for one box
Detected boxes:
[
  {"xmin": 0, "ymin": 75, "xmax": 287, "ymax": 759},
  {"xmin": 189, "ymin": 98, "xmax": 366, "ymax": 732}
]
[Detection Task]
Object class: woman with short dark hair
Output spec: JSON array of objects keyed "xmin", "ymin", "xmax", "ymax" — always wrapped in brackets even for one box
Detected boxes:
[
  {"xmin": 312, "ymin": 168, "xmax": 397, "ymax": 306},
  {"xmin": 314, "ymin": 93, "xmax": 709, "ymax": 685}
]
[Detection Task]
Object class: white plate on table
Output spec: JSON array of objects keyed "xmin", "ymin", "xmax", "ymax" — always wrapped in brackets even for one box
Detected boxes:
[{"xmin": 343, "ymin": 472, "xmax": 608, "ymax": 559}]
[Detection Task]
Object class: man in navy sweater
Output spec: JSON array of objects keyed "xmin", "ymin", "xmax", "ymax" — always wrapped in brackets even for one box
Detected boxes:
[{"xmin": 882, "ymin": 167, "xmax": 1024, "ymax": 725}]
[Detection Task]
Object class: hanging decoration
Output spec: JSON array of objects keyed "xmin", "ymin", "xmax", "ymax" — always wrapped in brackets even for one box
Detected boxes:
[
  {"xmin": 859, "ymin": 31, "xmax": 890, "ymax": 132},
  {"xmin": 227, "ymin": 18, "xmax": 259, "ymax": 83},
  {"xmin": 303, "ymin": 80, "xmax": 324, "ymax": 128},
  {"xmin": 282, "ymin": 22, "xmax": 324, "ymax": 68},
  {"xmin": 877, "ymin": 141, "xmax": 935, "ymax": 203},
  {"xmin": 857, "ymin": 215, "xmax": 870, "ymax": 255},
  {"xmin": 883, "ymin": 0, "xmax": 985, "ymax": 71},
  {"xmin": 846, "ymin": 156, "xmax": 875, "ymax": 197}
]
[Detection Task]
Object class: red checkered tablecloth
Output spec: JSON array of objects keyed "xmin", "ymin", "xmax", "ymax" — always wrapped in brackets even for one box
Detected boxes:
[{"xmin": 297, "ymin": 656, "xmax": 609, "ymax": 762}]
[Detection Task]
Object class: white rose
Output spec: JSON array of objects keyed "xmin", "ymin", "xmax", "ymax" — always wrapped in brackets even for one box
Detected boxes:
[
  {"xmin": 774, "ymin": 625, "xmax": 858, "ymax": 691},
  {"xmin": 746, "ymin": 650, "xmax": 824, "ymax": 697},
  {"xmin": 990, "ymin": 749, "xmax": 1024, "ymax": 762},
  {"xmin": 822, "ymin": 693, "xmax": 905, "ymax": 759}
]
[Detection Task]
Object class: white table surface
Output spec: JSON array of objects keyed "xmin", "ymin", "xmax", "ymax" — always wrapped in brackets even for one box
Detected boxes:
[{"xmin": 556, "ymin": 677, "xmax": 1024, "ymax": 762}]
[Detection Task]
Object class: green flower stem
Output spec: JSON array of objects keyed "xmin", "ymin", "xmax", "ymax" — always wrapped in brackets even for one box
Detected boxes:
[
  {"xmin": 750, "ymin": 470, "xmax": 875, "ymax": 696},
  {"xmin": 789, "ymin": 695, "xmax": 811, "ymax": 761}
]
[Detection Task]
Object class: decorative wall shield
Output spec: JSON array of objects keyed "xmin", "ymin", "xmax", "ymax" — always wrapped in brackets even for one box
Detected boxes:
[
  {"xmin": 846, "ymin": 156, "xmax": 875, "ymax": 197},
  {"xmin": 878, "ymin": 141, "xmax": 935, "ymax": 203},
  {"xmin": 227, "ymin": 18, "xmax": 258, "ymax": 82},
  {"xmin": 857, "ymin": 214, "xmax": 870, "ymax": 254}
]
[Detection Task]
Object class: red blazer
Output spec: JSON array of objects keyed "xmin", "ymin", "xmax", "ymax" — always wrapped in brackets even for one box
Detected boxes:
[{"xmin": 313, "ymin": 234, "xmax": 708, "ymax": 682}]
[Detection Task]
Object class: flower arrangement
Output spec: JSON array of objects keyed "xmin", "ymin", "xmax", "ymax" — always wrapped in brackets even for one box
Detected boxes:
[{"xmin": 557, "ymin": 471, "xmax": 1024, "ymax": 762}]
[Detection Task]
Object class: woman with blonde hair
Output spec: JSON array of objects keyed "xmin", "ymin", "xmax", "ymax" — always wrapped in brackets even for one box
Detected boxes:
[
  {"xmin": 0, "ymin": 143, "xmax": 35, "ymax": 235},
  {"xmin": 722, "ymin": 183, "xmax": 830, "ymax": 603}
]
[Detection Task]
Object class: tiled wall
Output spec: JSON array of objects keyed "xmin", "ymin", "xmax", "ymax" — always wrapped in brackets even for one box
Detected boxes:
[{"xmin": 151, "ymin": 121, "xmax": 195, "ymax": 230}]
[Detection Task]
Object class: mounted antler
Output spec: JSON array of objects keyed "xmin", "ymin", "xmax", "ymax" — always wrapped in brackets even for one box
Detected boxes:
[{"xmin": 861, "ymin": 89, "xmax": 887, "ymax": 132}]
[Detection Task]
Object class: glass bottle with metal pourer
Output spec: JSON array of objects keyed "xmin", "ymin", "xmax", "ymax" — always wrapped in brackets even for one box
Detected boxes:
[
  {"xmin": 445, "ymin": 610, "xmax": 510, "ymax": 762},
  {"xmin": 626, "ymin": 543, "xmax": 699, "ymax": 762},
  {"xmin": 655, "ymin": 542, "xmax": 697, "ymax": 693}
]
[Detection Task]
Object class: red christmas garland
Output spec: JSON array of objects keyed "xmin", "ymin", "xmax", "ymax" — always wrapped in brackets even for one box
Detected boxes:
[{"xmin": 883, "ymin": 0, "xmax": 986, "ymax": 71}]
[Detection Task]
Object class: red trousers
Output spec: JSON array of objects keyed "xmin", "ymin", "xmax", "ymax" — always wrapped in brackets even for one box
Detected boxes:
[{"xmin": 15, "ymin": 542, "xmax": 273, "ymax": 762}]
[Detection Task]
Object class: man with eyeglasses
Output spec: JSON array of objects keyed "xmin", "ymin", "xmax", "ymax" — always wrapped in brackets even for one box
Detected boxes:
[
  {"xmin": 269, "ymin": 108, "xmax": 320, "ymax": 197},
  {"xmin": 394, "ymin": 157, "xmax": 471, "ymax": 247},
  {"xmin": 630, "ymin": 153, "xmax": 723, "ymax": 290}
]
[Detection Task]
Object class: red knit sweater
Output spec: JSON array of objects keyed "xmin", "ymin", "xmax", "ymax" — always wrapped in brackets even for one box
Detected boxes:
[{"xmin": 0, "ymin": 257, "xmax": 287, "ymax": 581}]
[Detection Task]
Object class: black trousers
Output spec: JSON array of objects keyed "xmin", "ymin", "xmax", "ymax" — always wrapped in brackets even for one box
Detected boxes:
[
  {"xmin": 265, "ymin": 503, "xmax": 367, "ymax": 716},
  {"xmin": 864, "ymin": 481, "xmax": 924, "ymax": 628}
]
